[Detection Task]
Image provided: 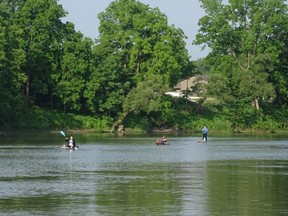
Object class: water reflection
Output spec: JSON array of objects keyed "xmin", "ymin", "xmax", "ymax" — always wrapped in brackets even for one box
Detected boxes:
[
  {"xmin": 0, "ymin": 134, "xmax": 287, "ymax": 215},
  {"xmin": 206, "ymin": 160, "xmax": 288, "ymax": 216}
]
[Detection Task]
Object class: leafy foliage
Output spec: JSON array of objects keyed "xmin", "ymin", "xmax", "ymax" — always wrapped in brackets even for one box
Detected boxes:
[
  {"xmin": 194, "ymin": 0, "xmax": 288, "ymax": 129},
  {"xmin": 0, "ymin": 0, "xmax": 286, "ymax": 132},
  {"xmin": 91, "ymin": 0, "xmax": 191, "ymax": 125}
]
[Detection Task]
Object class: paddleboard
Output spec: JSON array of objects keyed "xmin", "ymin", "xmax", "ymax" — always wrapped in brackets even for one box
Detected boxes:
[{"xmin": 197, "ymin": 140, "xmax": 207, "ymax": 143}]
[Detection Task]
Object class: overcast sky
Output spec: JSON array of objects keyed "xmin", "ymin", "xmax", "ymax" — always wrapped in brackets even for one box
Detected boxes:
[{"xmin": 58, "ymin": 0, "xmax": 209, "ymax": 60}]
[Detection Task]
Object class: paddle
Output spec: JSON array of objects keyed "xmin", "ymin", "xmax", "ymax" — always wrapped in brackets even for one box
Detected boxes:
[
  {"xmin": 60, "ymin": 131, "xmax": 68, "ymax": 149},
  {"xmin": 60, "ymin": 131, "xmax": 66, "ymax": 137},
  {"xmin": 60, "ymin": 131, "xmax": 79, "ymax": 150}
]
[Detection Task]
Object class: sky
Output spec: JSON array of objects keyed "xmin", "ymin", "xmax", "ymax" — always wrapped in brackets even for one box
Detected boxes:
[{"xmin": 58, "ymin": 0, "xmax": 209, "ymax": 60}]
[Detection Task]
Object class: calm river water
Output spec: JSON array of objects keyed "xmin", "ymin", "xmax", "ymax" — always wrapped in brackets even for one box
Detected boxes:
[{"xmin": 0, "ymin": 132, "xmax": 288, "ymax": 216}]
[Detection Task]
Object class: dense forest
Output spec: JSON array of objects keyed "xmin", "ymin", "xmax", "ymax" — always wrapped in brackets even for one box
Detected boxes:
[{"xmin": 0, "ymin": 0, "xmax": 287, "ymax": 133}]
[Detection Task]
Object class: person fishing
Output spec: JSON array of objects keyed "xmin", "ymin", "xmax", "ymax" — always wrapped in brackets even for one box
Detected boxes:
[{"xmin": 202, "ymin": 126, "xmax": 208, "ymax": 143}]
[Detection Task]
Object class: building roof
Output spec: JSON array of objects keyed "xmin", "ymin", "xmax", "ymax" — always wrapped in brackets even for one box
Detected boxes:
[
  {"xmin": 165, "ymin": 75, "xmax": 209, "ymax": 102},
  {"xmin": 174, "ymin": 75, "xmax": 208, "ymax": 91}
]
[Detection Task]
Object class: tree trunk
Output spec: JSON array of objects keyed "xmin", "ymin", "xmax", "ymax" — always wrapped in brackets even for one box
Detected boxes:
[
  {"xmin": 110, "ymin": 111, "xmax": 129, "ymax": 133},
  {"xmin": 195, "ymin": 97, "xmax": 207, "ymax": 114},
  {"xmin": 252, "ymin": 97, "xmax": 260, "ymax": 110},
  {"xmin": 23, "ymin": 76, "xmax": 31, "ymax": 106},
  {"xmin": 25, "ymin": 77, "xmax": 30, "ymax": 97}
]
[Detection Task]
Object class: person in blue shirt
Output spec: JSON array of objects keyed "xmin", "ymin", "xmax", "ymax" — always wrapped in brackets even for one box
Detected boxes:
[{"xmin": 202, "ymin": 126, "xmax": 208, "ymax": 142}]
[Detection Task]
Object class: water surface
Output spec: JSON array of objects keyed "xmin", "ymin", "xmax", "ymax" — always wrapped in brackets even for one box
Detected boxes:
[{"xmin": 0, "ymin": 133, "xmax": 287, "ymax": 215}]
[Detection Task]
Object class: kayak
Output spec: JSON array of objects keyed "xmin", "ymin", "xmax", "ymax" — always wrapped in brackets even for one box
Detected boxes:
[
  {"xmin": 61, "ymin": 145, "xmax": 79, "ymax": 150},
  {"xmin": 156, "ymin": 140, "xmax": 169, "ymax": 145}
]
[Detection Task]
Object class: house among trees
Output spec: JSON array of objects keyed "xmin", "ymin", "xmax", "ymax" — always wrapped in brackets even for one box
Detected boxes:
[{"xmin": 165, "ymin": 75, "xmax": 208, "ymax": 102}]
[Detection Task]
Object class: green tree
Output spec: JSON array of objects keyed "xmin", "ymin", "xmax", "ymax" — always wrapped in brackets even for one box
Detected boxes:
[
  {"xmin": 53, "ymin": 23, "xmax": 95, "ymax": 112},
  {"xmin": 194, "ymin": 0, "xmax": 288, "ymax": 112},
  {"xmin": 110, "ymin": 74, "xmax": 169, "ymax": 131},
  {"xmin": 11, "ymin": 0, "xmax": 66, "ymax": 105},
  {"xmin": 84, "ymin": 52, "xmax": 130, "ymax": 116},
  {"xmin": 0, "ymin": 0, "xmax": 27, "ymax": 126},
  {"xmin": 98, "ymin": 0, "xmax": 190, "ymax": 86},
  {"xmin": 264, "ymin": 2, "xmax": 288, "ymax": 106},
  {"xmin": 93, "ymin": 0, "xmax": 191, "ymax": 123}
]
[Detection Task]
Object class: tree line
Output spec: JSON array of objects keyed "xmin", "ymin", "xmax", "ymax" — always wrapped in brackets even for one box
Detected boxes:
[
  {"xmin": 0, "ymin": 0, "xmax": 287, "ymax": 132},
  {"xmin": 194, "ymin": 0, "xmax": 288, "ymax": 130}
]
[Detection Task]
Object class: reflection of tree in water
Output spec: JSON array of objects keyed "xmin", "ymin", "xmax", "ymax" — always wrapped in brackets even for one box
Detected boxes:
[
  {"xmin": 94, "ymin": 164, "xmax": 183, "ymax": 215},
  {"xmin": 0, "ymin": 194, "xmax": 65, "ymax": 212},
  {"xmin": 206, "ymin": 160, "xmax": 288, "ymax": 215}
]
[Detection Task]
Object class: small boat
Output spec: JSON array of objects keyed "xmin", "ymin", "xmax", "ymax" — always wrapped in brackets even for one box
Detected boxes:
[
  {"xmin": 61, "ymin": 145, "xmax": 79, "ymax": 150},
  {"xmin": 155, "ymin": 140, "xmax": 169, "ymax": 145}
]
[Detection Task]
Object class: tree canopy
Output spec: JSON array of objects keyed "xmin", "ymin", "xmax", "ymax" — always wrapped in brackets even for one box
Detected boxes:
[
  {"xmin": 194, "ymin": 0, "xmax": 288, "ymax": 128},
  {"xmin": 0, "ymin": 0, "xmax": 193, "ymax": 130},
  {"xmin": 0, "ymin": 0, "xmax": 287, "ymax": 131},
  {"xmin": 86, "ymin": 0, "xmax": 192, "ymax": 123}
]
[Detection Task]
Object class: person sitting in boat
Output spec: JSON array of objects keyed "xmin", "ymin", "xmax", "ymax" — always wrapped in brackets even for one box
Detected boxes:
[
  {"xmin": 68, "ymin": 136, "xmax": 76, "ymax": 149},
  {"xmin": 161, "ymin": 135, "xmax": 167, "ymax": 143},
  {"xmin": 156, "ymin": 135, "xmax": 167, "ymax": 144},
  {"xmin": 65, "ymin": 136, "xmax": 76, "ymax": 149}
]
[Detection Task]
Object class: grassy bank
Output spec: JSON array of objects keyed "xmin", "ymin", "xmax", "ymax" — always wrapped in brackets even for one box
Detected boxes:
[
  {"xmin": 1, "ymin": 107, "xmax": 287, "ymax": 135},
  {"xmin": 2, "ymin": 107, "xmax": 111, "ymax": 132}
]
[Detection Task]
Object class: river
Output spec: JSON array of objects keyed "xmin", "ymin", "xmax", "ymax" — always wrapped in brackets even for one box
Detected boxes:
[{"xmin": 0, "ymin": 132, "xmax": 287, "ymax": 216}]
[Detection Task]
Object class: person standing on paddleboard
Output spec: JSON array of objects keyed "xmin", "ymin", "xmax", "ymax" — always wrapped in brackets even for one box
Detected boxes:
[{"xmin": 202, "ymin": 126, "xmax": 208, "ymax": 143}]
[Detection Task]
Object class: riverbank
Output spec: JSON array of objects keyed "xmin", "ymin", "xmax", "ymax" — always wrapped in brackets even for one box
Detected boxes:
[
  {"xmin": 1, "ymin": 128, "xmax": 287, "ymax": 137},
  {"xmin": 1, "ymin": 107, "xmax": 287, "ymax": 135}
]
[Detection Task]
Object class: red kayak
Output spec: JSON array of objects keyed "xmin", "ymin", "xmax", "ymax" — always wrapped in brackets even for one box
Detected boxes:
[{"xmin": 155, "ymin": 140, "xmax": 169, "ymax": 145}]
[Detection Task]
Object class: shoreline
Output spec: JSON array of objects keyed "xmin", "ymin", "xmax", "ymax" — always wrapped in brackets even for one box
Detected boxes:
[{"xmin": 1, "ymin": 128, "xmax": 287, "ymax": 136}]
